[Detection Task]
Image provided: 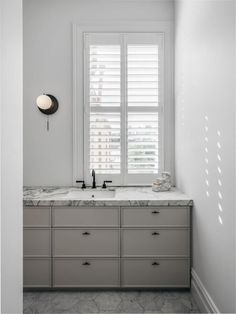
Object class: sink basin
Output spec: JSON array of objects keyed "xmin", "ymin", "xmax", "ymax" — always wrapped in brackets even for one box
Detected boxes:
[{"xmin": 65, "ymin": 189, "xmax": 116, "ymax": 200}]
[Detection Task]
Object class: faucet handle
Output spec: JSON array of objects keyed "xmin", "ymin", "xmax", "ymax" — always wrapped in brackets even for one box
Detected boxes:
[
  {"xmin": 76, "ymin": 180, "xmax": 86, "ymax": 189},
  {"xmin": 102, "ymin": 180, "xmax": 112, "ymax": 189}
]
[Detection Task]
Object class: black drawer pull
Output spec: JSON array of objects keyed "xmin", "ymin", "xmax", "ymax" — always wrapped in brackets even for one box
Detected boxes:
[
  {"xmin": 82, "ymin": 262, "xmax": 90, "ymax": 266},
  {"xmin": 152, "ymin": 262, "xmax": 160, "ymax": 266},
  {"xmin": 82, "ymin": 232, "xmax": 90, "ymax": 235},
  {"xmin": 152, "ymin": 210, "xmax": 160, "ymax": 214},
  {"xmin": 152, "ymin": 232, "xmax": 160, "ymax": 236}
]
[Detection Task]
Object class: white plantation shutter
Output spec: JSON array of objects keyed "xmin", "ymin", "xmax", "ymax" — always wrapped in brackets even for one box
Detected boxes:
[
  {"xmin": 89, "ymin": 112, "xmax": 121, "ymax": 174},
  {"xmin": 126, "ymin": 42, "xmax": 161, "ymax": 179},
  {"xmin": 127, "ymin": 112, "xmax": 160, "ymax": 174},
  {"xmin": 84, "ymin": 33, "xmax": 163, "ymax": 185}
]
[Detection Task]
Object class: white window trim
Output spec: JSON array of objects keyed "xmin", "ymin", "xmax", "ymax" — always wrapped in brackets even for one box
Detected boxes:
[{"xmin": 73, "ymin": 21, "xmax": 174, "ymax": 187}]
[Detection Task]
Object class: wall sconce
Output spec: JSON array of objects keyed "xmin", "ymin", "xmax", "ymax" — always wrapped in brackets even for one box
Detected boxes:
[{"xmin": 36, "ymin": 94, "xmax": 59, "ymax": 131}]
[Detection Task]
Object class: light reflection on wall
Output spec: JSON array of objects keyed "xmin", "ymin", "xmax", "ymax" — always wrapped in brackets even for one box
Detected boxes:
[
  {"xmin": 203, "ymin": 116, "xmax": 224, "ymax": 225},
  {"xmin": 217, "ymin": 130, "xmax": 223, "ymax": 225},
  {"xmin": 179, "ymin": 73, "xmax": 185, "ymax": 155},
  {"xmin": 204, "ymin": 115, "xmax": 210, "ymax": 198}
]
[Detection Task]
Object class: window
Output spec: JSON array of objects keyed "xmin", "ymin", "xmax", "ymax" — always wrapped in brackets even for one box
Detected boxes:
[{"xmin": 83, "ymin": 33, "xmax": 164, "ymax": 185}]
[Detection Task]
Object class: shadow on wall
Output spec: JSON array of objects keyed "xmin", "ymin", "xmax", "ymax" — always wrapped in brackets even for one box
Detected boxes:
[{"xmin": 203, "ymin": 114, "xmax": 223, "ymax": 225}]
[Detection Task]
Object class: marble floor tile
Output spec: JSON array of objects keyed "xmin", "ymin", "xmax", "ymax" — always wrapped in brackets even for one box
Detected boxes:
[
  {"xmin": 23, "ymin": 290, "xmax": 201, "ymax": 314},
  {"xmin": 71, "ymin": 300, "xmax": 99, "ymax": 313},
  {"xmin": 77, "ymin": 292, "xmax": 98, "ymax": 301},
  {"xmin": 50, "ymin": 293, "xmax": 81, "ymax": 311},
  {"xmin": 119, "ymin": 291, "xmax": 139, "ymax": 302},
  {"xmin": 116, "ymin": 300, "xmax": 144, "ymax": 313},
  {"xmin": 94, "ymin": 292, "xmax": 122, "ymax": 312},
  {"xmin": 23, "ymin": 293, "xmax": 38, "ymax": 310},
  {"xmin": 134, "ymin": 291, "xmax": 163, "ymax": 313}
]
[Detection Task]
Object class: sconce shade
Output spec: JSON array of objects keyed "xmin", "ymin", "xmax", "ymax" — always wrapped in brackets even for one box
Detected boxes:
[
  {"xmin": 36, "ymin": 94, "xmax": 59, "ymax": 115},
  {"xmin": 36, "ymin": 94, "xmax": 52, "ymax": 110}
]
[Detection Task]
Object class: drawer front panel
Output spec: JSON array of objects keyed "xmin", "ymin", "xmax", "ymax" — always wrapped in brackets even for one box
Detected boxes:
[
  {"xmin": 53, "ymin": 207, "xmax": 119, "ymax": 227},
  {"xmin": 122, "ymin": 207, "xmax": 189, "ymax": 227},
  {"xmin": 24, "ymin": 258, "xmax": 51, "ymax": 287},
  {"xmin": 53, "ymin": 259, "xmax": 119, "ymax": 287},
  {"xmin": 24, "ymin": 207, "xmax": 51, "ymax": 227},
  {"xmin": 122, "ymin": 229, "xmax": 189, "ymax": 256},
  {"xmin": 53, "ymin": 229, "xmax": 119, "ymax": 257},
  {"xmin": 122, "ymin": 259, "xmax": 190, "ymax": 287},
  {"xmin": 24, "ymin": 229, "xmax": 51, "ymax": 257}
]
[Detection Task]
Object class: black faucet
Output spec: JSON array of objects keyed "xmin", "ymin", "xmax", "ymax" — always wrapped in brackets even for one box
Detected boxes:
[{"xmin": 91, "ymin": 169, "xmax": 96, "ymax": 189}]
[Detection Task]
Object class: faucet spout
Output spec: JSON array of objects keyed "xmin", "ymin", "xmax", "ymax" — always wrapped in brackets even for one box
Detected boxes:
[{"xmin": 91, "ymin": 169, "xmax": 96, "ymax": 189}]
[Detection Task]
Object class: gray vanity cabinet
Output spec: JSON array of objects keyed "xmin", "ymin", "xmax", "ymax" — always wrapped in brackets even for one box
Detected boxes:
[
  {"xmin": 121, "ymin": 207, "xmax": 189, "ymax": 227},
  {"xmin": 24, "ymin": 258, "xmax": 51, "ymax": 288},
  {"xmin": 121, "ymin": 229, "xmax": 189, "ymax": 257},
  {"xmin": 53, "ymin": 259, "xmax": 120, "ymax": 287},
  {"xmin": 23, "ymin": 207, "xmax": 51, "ymax": 288},
  {"xmin": 121, "ymin": 206, "xmax": 190, "ymax": 287},
  {"xmin": 53, "ymin": 207, "xmax": 119, "ymax": 227},
  {"xmin": 51, "ymin": 207, "xmax": 120, "ymax": 287},
  {"xmin": 122, "ymin": 258, "xmax": 190, "ymax": 287},
  {"xmin": 53, "ymin": 229, "xmax": 119, "ymax": 257},
  {"xmin": 23, "ymin": 205, "xmax": 191, "ymax": 288},
  {"xmin": 24, "ymin": 207, "xmax": 51, "ymax": 227}
]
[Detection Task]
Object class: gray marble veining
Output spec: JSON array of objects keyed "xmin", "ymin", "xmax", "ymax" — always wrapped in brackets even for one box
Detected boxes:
[
  {"xmin": 23, "ymin": 186, "xmax": 193, "ymax": 207},
  {"xmin": 23, "ymin": 291, "xmax": 200, "ymax": 313}
]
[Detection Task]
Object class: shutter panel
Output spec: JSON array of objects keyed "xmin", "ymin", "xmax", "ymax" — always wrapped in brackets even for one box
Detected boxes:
[
  {"xmin": 90, "ymin": 45, "xmax": 120, "ymax": 107},
  {"xmin": 87, "ymin": 42, "xmax": 121, "ymax": 176},
  {"xmin": 127, "ymin": 112, "xmax": 159, "ymax": 174},
  {"xmin": 89, "ymin": 112, "xmax": 121, "ymax": 174},
  {"xmin": 127, "ymin": 44, "xmax": 161, "ymax": 175}
]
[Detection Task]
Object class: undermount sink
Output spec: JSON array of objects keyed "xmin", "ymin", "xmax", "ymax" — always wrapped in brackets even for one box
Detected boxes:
[{"xmin": 65, "ymin": 189, "xmax": 116, "ymax": 199}]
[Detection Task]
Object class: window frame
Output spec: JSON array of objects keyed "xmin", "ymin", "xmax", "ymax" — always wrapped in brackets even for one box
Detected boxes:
[{"xmin": 73, "ymin": 22, "xmax": 174, "ymax": 187}]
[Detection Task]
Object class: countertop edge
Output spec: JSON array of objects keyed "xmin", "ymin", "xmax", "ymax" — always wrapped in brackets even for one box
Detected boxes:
[
  {"xmin": 23, "ymin": 200, "xmax": 193, "ymax": 207},
  {"xmin": 23, "ymin": 187, "xmax": 193, "ymax": 207}
]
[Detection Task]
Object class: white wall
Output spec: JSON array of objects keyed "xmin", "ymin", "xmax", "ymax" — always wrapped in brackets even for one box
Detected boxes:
[
  {"xmin": 175, "ymin": 0, "xmax": 236, "ymax": 312},
  {"xmin": 1, "ymin": 0, "xmax": 23, "ymax": 313},
  {"xmin": 23, "ymin": 0, "xmax": 174, "ymax": 186}
]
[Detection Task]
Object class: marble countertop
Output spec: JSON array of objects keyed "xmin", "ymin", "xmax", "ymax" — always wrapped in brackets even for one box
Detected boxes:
[{"xmin": 23, "ymin": 186, "xmax": 193, "ymax": 207}]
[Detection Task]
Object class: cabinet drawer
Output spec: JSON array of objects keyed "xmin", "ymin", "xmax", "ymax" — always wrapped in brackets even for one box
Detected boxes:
[
  {"xmin": 53, "ymin": 258, "xmax": 119, "ymax": 287},
  {"xmin": 122, "ymin": 207, "xmax": 189, "ymax": 227},
  {"xmin": 24, "ymin": 229, "xmax": 51, "ymax": 257},
  {"xmin": 24, "ymin": 207, "xmax": 51, "ymax": 227},
  {"xmin": 53, "ymin": 229, "xmax": 119, "ymax": 257},
  {"xmin": 24, "ymin": 258, "xmax": 51, "ymax": 287},
  {"xmin": 122, "ymin": 229, "xmax": 189, "ymax": 256},
  {"xmin": 122, "ymin": 259, "xmax": 190, "ymax": 287},
  {"xmin": 53, "ymin": 207, "xmax": 119, "ymax": 227}
]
